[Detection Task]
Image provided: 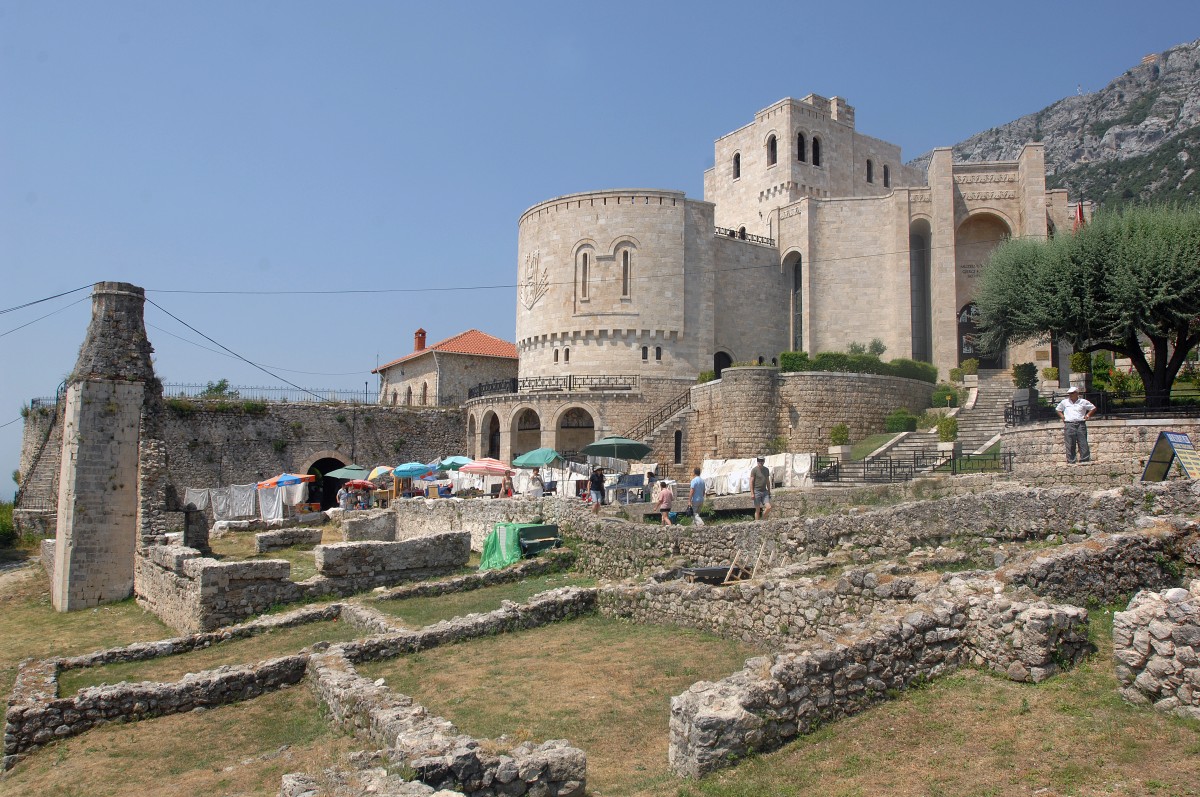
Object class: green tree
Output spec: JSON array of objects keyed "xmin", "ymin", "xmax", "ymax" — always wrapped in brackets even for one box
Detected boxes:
[{"xmin": 975, "ymin": 203, "xmax": 1200, "ymax": 406}]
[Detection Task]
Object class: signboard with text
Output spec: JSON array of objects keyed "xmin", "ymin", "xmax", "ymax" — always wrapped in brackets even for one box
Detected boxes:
[{"xmin": 1141, "ymin": 431, "xmax": 1200, "ymax": 481}]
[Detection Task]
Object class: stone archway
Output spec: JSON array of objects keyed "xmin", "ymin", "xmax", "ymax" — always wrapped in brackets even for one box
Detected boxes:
[
  {"xmin": 467, "ymin": 414, "xmax": 478, "ymax": 459},
  {"xmin": 955, "ymin": 212, "xmax": 1012, "ymax": 369},
  {"xmin": 300, "ymin": 449, "xmax": 351, "ymax": 510},
  {"xmin": 482, "ymin": 411, "xmax": 501, "ymax": 460},
  {"xmin": 511, "ymin": 408, "xmax": 542, "ymax": 458},
  {"xmin": 555, "ymin": 406, "xmax": 595, "ymax": 458},
  {"xmin": 714, "ymin": 351, "xmax": 733, "ymax": 377}
]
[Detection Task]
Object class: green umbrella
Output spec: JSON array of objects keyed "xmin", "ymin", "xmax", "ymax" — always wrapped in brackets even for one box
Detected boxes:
[
  {"xmin": 438, "ymin": 456, "xmax": 473, "ymax": 471},
  {"xmin": 512, "ymin": 447, "xmax": 563, "ymax": 468},
  {"xmin": 324, "ymin": 464, "xmax": 370, "ymax": 480},
  {"xmin": 579, "ymin": 436, "xmax": 652, "ymax": 460}
]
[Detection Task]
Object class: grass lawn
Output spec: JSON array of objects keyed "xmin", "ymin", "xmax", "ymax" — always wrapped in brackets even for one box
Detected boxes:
[
  {"xmin": 851, "ymin": 433, "xmax": 900, "ymax": 460},
  {"xmin": 0, "ymin": 567, "xmax": 170, "ymax": 698},
  {"xmin": 677, "ymin": 608, "xmax": 1200, "ymax": 797},
  {"xmin": 58, "ymin": 618, "xmax": 364, "ymax": 695},
  {"xmin": 367, "ymin": 571, "xmax": 596, "ymax": 627},
  {"xmin": 0, "ymin": 682, "xmax": 358, "ymax": 797},
  {"xmin": 208, "ymin": 525, "xmax": 345, "ymax": 582},
  {"xmin": 357, "ymin": 615, "xmax": 755, "ymax": 796}
]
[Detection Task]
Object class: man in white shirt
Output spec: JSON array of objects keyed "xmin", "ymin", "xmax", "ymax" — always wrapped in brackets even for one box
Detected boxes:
[
  {"xmin": 688, "ymin": 467, "xmax": 706, "ymax": 526},
  {"xmin": 1055, "ymin": 386, "xmax": 1097, "ymax": 464}
]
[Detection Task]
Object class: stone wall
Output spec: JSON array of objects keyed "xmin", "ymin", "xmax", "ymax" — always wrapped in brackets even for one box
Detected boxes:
[
  {"xmin": 667, "ymin": 594, "xmax": 1089, "ymax": 778},
  {"xmin": 255, "ymin": 527, "xmax": 324, "ymax": 553},
  {"xmin": 1004, "ymin": 419, "xmax": 1200, "ymax": 474},
  {"xmin": 134, "ymin": 531, "xmax": 471, "ymax": 632},
  {"xmin": 1113, "ymin": 579, "xmax": 1200, "ymax": 720}
]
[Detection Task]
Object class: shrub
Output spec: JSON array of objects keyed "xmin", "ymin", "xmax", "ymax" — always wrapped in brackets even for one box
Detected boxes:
[
  {"xmin": 696, "ymin": 370, "xmax": 717, "ymax": 384},
  {"xmin": 778, "ymin": 351, "xmax": 810, "ymax": 371},
  {"xmin": 959, "ymin": 358, "xmax": 980, "ymax": 376},
  {"xmin": 165, "ymin": 397, "xmax": 198, "ymax": 416},
  {"xmin": 885, "ymin": 409, "xmax": 918, "ymax": 433},
  {"xmin": 0, "ymin": 502, "xmax": 15, "ymax": 548},
  {"xmin": 868, "ymin": 338, "xmax": 887, "ymax": 357},
  {"xmin": 767, "ymin": 435, "xmax": 789, "ymax": 455},
  {"xmin": 937, "ymin": 416, "xmax": 959, "ymax": 443},
  {"xmin": 778, "ymin": 350, "xmax": 935, "ymax": 383},
  {"xmin": 948, "ymin": 367, "xmax": 964, "ymax": 382},
  {"xmin": 890, "ymin": 358, "xmax": 938, "ymax": 383},
  {"xmin": 829, "ymin": 423, "xmax": 850, "ymax": 446},
  {"xmin": 931, "ymin": 382, "xmax": 958, "ymax": 407},
  {"xmin": 847, "ymin": 341, "xmax": 867, "ymax": 355},
  {"xmin": 241, "ymin": 400, "xmax": 268, "ymax": 416},
  {"xmin": 199, "ymin": 379, "xmax": 239, "ymax": 399},
  {"xmin": 1011, "ymin": 362, "xmax": 1038, "ymax": 389},
  {"xmin": 1069, "ymin": 351, "xmax": 1092, "ymax": 373},
  {"xmin": 271, "ymin": 439, "xmax": 288, "ymax": 453},
  {"xmin": 1041, "ymin": 366, "xmax": 1059, "ymax": 381}
]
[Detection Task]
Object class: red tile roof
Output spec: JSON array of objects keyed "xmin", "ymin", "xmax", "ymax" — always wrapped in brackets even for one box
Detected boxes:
[{"xmin": 373, "ymin": 329, "xmax": 518, "ymax": 373}]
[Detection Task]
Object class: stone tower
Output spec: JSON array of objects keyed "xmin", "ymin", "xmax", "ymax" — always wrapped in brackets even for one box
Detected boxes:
[{"xmin": 52, "ymin": 282, "xmax": 156, "ymax": 610}]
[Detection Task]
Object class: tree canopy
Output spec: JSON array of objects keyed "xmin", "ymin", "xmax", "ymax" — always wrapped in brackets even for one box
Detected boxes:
[{"xmin": 975, "ymin": 203, "xmax": 1200, "ymax": 403}]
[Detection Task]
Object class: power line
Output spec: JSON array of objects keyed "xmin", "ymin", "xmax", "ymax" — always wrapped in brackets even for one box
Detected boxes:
[
  {"xmin": 141, "ymin": 233, "xmax": 1024, "ymax": 296},
  {"xmin": 145, "ymin": 321, "xmax": 372, "ymax": 377},
  {"xmin": 0, "ymin": 416, "xmax": 23, "ymax": 430},
  {"xmin": 0, "ymin": 296, "xmax": 90, "ymax": 340},
  {"xmin": 0, "ymin": 283, "xmax": 95, "ymax": 315},
  {"xmin": 143, "ymin": 298, "xmax": 331, "ymax": 402}
]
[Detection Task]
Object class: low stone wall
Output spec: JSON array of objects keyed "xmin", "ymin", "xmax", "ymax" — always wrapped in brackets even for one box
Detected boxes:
[
  {"xmin": 568, "ymin": 480, "xmax": 1200, "ymax": 581},
  {"xmin": 13, "ymin": 509, "xmax": 55, "ymax": 540},
  {"xmin": 668, "ymin": 594, "xmax": 1089, "ymax": 778},
  {"xmin": 1113, "ymin": 579, "xmax": 1200, "ymax": 720},
  {"xmin": 135, "ymin": 531, "xmax": 473, "ymax": 632},
  {"xmin": 255, "ymin": 527, "xmax": 324, "ymax": 553},
  {"xmin": 1005, "ymin": 419, "xmax": 1200, "ymax": 474},
  {"xmin": 280, "ymin": 768, "xmax": 466, "ymax": 796},
  {"xmin": 1003, "ymin": 523, "xmax": 1188, "ymax": 604},
  {"xmin": 5, "ymin": 654, "xmax": 308, "ymax": 764},
  {"xmin": 372, "ymin": 548, "xmax": 575, "ymax": 603},
  {"xmin": 211, "ymin": 512, "xmax": 329, "ymax": 539}
]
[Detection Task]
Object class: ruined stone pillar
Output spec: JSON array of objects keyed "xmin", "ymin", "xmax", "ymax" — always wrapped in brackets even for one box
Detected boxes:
[{"xmin": 52, "ymin": 282, "xmax": 156, "ymax": 611}]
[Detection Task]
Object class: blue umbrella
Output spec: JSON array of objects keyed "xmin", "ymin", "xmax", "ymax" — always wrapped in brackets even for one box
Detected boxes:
[{"xmin": 393, "ymin": 461, "xmax": 434, "ymax": 479}]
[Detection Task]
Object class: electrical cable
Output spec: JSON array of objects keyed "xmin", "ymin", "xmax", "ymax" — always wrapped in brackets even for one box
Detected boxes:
[
  {"xmin": 143, "ymin": 298, "xmax": 332, "ymax": 402},
  {"xmin": 0, "ymin": 296, "xmax": 90, "ymax": 340},
  {"xmin": 0, "ymin": 283, "xmax": 95, "ymax": 315},
  {"xmin": 0, "ymin": 417, "xmax": 24, "ymax": 430},
  {"xmin": 145, "ymin": 321, "xmax": 372, "ymax": 377}
]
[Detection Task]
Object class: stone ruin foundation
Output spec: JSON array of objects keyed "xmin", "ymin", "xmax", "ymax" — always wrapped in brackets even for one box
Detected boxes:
[
  {"xmin": 6, "ymin": 478, "xmax": 1200, "ymax": 794},
  {"xmin": 1114, "ymin": 578, "xmax": 1200, "ymax": 720}
]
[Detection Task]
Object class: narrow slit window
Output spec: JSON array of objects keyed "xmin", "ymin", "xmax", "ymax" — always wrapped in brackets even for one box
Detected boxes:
[
  {"xmin": 580, "ymin": 252, "xmax": 589, "ymax": 299},
  {"xmin": 883, "ymin": 165, "xmax": 890, "ymax": 188},
  {"xmin": 766, "ymin": 135, "xmax": 777, "ymax": 166},
  {"xmin": 797, "ymin": 133, "xmax": 806, "ymax": 162},
  {"xmin": 866, "ymin": 159, "xmax": 874, "ymax": 183},
  {"xmin": 621, "ymin": 251, "xmax": 631, "ymax": 297},
  {"xmin": 563, "ymin": 348, "xmax": 570, "ymax": 364},
  {"xmin": 655, "ymin": 346, "xmax": 662, "ymax": 361},
  {"xmin": 641, "ymin": 346, "xmax": 648, "ymax": 361},
  {"xmin": 812, "ymin": 137, "xmax": 822, "ymax": 167},
  {"xmin": 732, "ymin": 152, "xmax": 741, "ymax": 179}
]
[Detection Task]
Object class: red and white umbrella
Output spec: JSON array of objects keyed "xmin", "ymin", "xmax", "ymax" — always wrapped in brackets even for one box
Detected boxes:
[{"xmin": 459, "ymin": 457, "xmax": 514, "ymax": 476}]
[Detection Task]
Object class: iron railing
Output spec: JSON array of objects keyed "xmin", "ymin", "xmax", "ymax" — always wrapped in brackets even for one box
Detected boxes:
[
  {"xmin": 468, "ymin": 374, "xmax": 639, "ymax": 400},
  {"xmin": 1005, "ymin": 390, "xmax": 1200, "ymax": 427},
  {"xmin": 623, "ymin": 387, "xmax": 692, "ymax": 442},
  {"xmin": 813, "ymin": 451, "xmax": 1014, "ymax": 484},
  {"xmin": 714, "ymin": 226, "xmax": 776, "ymax": 247},
  {"xmin": 947, "ymin": 452, "xmax": 1015, "ymax": 475},
  {"xmin": 162, "ymin": 383, "xmax": 376, "ymax": 404}
]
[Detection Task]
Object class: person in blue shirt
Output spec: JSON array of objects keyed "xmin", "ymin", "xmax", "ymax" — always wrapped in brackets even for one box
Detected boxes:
[{"xmin": 688, "ymin": 467, "xmax": 706, "ymax": 526}]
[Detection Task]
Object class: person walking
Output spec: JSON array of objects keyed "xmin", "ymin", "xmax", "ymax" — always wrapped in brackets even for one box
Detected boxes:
[
  {"xmin": 657, "ymin": 480, "xmax": 674, "ymax": 525},
  {"xmin": 1056, "ymin": 386, "xmax": 1097, "ymax": 464},
  {"xmin": 750, "ymin": 456, "xmax": 772, "ymax": 520},
  {"xmin": 688, "ymin": 467, "xmax": 706, "ymax": 526},
  {"xmin": 528, "ymin": 467, "xmax": 545, "ymax": 497},
  {"xmin": 337, "ymin": 484, "xmax": 352, "ymax": 511},
  {"xmin": 588, "ymin": 467, "xmax": 605, "ymax": 514}
]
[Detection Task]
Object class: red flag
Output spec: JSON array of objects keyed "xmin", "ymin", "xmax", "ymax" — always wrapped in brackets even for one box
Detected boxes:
[{"xmin": 1073, "ymin": 201, "xmax": 1085, "ymax": 232}]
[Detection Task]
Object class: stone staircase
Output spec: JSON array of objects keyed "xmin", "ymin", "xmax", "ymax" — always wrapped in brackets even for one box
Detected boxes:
[
  {"xmin": 16, "ymin": 404, "xmax": 63, "ymax": 510},
  {"xmin": 956, "ymin": 369, "xmax": 1014, "ymax": 453}
]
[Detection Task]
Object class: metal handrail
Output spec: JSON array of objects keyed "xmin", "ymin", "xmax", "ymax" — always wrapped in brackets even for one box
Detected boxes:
[
  {"xmin": 467, "ymin": 374, "xmax": 640, "ymax": 400},
  {"xmin": 714, "ymin": 226, "xmax": 776, "ymax": 247},
  {"xmin": 623, "ymin": 387, "xmax": 692, "ymax": 442},
  {"xmin": 1006, "ymin": 389, "xmax": 1200, "ymax": 427}
]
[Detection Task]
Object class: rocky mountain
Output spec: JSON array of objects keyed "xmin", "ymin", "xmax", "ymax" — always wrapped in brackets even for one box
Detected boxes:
[{"xmin": 910, "ymin": 38, "xmax": 1200, "ymax": 208}]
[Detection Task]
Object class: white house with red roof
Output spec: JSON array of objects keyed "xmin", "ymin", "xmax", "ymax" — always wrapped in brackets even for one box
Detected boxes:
[{"xmin": 373, "ymin": 328, "xmax": 518, "ymax": 407}]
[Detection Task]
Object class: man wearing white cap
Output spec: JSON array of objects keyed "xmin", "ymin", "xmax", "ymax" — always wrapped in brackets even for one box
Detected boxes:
[{"xmin": 1055, "ymin": 386, "xmax": 1097, "ymax": 464}]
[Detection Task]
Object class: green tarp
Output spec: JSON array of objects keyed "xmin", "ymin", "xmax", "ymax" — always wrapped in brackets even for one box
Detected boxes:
[{"xmin": 479, "ymin": 523, "xmax": 523, "ymax": 570}]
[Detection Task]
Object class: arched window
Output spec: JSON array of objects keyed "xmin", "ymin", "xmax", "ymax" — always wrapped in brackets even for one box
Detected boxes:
[
  {"xmin": 766, "ymin": 135, "xmax": 777, "ymax": 166},
  {"xmin": 655, "ymin": 346, "xmax": 662, "ymax": 361},
  {"xmin": 797, "ymin": 133, "xmax": 807, "ymax": 162},
  {"xmin": 554, "ymin": 349, "xmax": 559, "ymax": 363},
  {"xmin": 812, "ymin": 137, "xmax": 822, "ymax": 167},
  {"xmin": 757, "ymin": 356, "xmax": 765, "ymax": 365},
  {"xmin": 420, "ymin": 382, "xmax": 428, "ymax": 405},
  {"xmin": 883, "ymin": 165, "xmax": 890, "ymax": 188},
  {"xmin": 866, "ymin": 159, "xmax": 874, "ymax": 183},
  {"xmin": 738, "ymin": 227, "xmax": 747, "ymax": 239},
  {"xmin": 732, "ymin": 152, "xmax": 741, "ymax": 179},
  {"xmin": 390, "ymin": 390, "xmax": 397, "ymax": 406},
  {"xmin": 404, "ymin": 386, "xmax": 412, "ymax": 405},
  {"xmin": 563, "ymin": 347, "xmax": 570, "ymax": 364},
  {"xmin": 621, "ymin": 250, "xmax": 631, "ymax": 297},
  {"xmin": 641, "ymin": 346, "xmax": 648, "ymax": 361},
  {"xmin": 791, "ymin": 256, "xmax": 803, "ymax": 352},
  {"xmin": 579, "ymin": 252, "xmax": 589, "ymax": 300}
]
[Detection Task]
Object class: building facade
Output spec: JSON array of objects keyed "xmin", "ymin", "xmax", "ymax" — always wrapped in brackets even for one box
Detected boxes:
[
  {"xmin": 466, "ymin": 94, "xmax": 1076, "ymax": 466},
  {"xmin": 375, "ymin": 328, "xmax": 518, "ymax": 408}
]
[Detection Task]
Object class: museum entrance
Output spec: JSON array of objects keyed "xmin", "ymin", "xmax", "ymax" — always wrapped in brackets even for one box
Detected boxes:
[{"xmin": 957, "ymin": 303, "xmax": 1003, "ymax": 369}]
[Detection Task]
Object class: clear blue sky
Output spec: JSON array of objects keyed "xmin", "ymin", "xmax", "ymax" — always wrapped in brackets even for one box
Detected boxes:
[{"xmin": 2, "ymin": 1, "xmax": 1198, "ymax": 488}]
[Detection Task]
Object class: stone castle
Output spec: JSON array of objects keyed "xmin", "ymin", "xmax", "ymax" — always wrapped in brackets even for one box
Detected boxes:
[{"xmin": 465, "ymin": 93, "xmax": 1076, "ymax": 465}]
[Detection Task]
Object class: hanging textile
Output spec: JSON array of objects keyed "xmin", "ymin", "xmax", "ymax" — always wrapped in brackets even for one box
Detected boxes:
[
  {"xmin": 183, "ymin": 487, "xmax": 210, "ymax": 510},
  {"xmin": 231, "ymin": 483, "xmax": 257, "ymax": 518},
  {"xmin": 257, "ymin": 486, "xmax": 283, "ymax": 522},
  {"xmin": 210, "ymin": 487, "xmax": 233, "ymax": 520},
  {"xmin": 281, "ymin": 482, "xmax": 308, "ymax": 507}
]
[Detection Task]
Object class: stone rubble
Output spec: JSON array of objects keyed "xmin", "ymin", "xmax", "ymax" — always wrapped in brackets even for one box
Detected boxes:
[{"xmin": 1113, "ymin": 579, "xmax": 1200, "ymax": 720}]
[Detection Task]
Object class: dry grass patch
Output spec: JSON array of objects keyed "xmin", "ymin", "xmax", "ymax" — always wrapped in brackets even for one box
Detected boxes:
[
  {"xmin": 208, "ymin": 525, "xmax": 344, "ymax": 582},
  {"xmin": 366, "ymin": 571, "xmax": 595, "ymax": 628},
  {"xmin": 357, "ymin": 615, "xmax": 754, "ymax": 795},
  {"xmin": 0, "ymin": 681, "xmax": 358, "ymax": 797},
  {"xmin": 58, "ymin": 618, "xmax": 364, "ymax": 694},
  {"xmin": 676, "ymin": 608, "xmax": 1200, "ymax": 797},
  {"xmin": 0, "ymin": 567, "xmax": 169, "ymax": 698}
]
